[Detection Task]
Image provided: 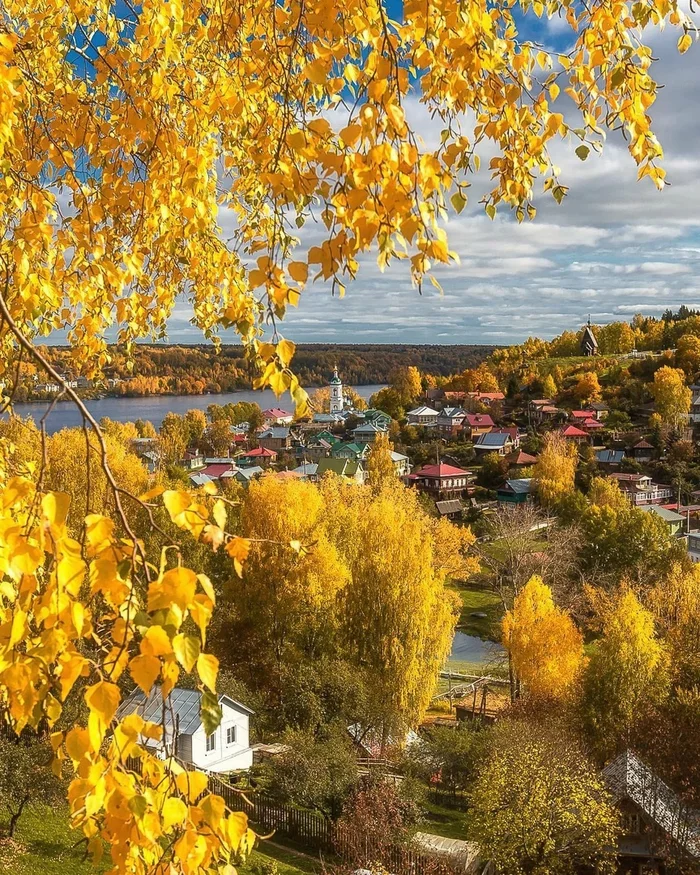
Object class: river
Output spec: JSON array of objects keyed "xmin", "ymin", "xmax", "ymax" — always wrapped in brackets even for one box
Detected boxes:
[{"xmin": 9, "ymin": 384, "xmax": 386, "ymax": 434}]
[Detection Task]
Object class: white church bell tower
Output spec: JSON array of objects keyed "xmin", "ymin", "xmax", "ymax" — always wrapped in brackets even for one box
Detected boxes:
[{"xmin": 330, "ymin": 366, "xmax": 344, "ymax": 413}]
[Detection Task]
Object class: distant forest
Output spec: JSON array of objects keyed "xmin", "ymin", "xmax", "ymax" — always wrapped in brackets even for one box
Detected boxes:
[{"xmin": 37, "ymin": 343, "xmax": 496, "ymax": 397}]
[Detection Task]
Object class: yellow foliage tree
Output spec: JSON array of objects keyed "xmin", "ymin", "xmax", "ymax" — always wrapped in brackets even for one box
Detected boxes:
[
  {"xmin": 541, "ymin": 372, "xmax": 557, "ymax": 400},
  {"xmin": 583, "ymin": 587, "xmax": 670, "ymax": 755},
  {"xmin": 532, "ymin": 433, "xmax": 578, "ymax": 508},
  {"xmin": 367, "ymin": 432, "xmax": 398, "ymax": 488},
  {"xmin": 574, "ymin": 371, "xmax": 602, "ymax": 405},
  {"xmin": 651, "ymin": 366, "xmax": 692, "ymax": 427},
  {"xmin": 502, "ymin": 576, "xmax": 584, "ymax": 700},
  {"xmin": 389, "ymin": 365, "xmax": 423, "ymax": 403}
]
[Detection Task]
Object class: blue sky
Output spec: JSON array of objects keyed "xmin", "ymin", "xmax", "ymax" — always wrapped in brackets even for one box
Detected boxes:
[{"xmin": 162, "ymin": 9, "xmax": 700, "ymax": 346}]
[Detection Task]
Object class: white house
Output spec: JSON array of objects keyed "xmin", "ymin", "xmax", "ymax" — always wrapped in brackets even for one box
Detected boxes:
[
  {"xmin": 406, "ymin": 406, "xmax": 439, "ymax": 427},
  {"xmin": 116, "ymin": 686, "xmax": 255, "ymax": 772}
]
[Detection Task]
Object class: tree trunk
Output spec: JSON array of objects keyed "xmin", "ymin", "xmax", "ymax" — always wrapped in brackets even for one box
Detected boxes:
[{"xmin": 8, "ymin": 795, "xmax": 29, "ymax": 838}]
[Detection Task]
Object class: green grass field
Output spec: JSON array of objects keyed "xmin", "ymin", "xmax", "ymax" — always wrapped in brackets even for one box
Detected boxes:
[
  {"xmin": 451, "ymin": 581, "xmax": 503, "ymax": 640},
  {"xmin": 420, "ymin": 801, "xmax": 468, "ymax": 841},
  {"xmin": 0, "ymin": 805, "xmax": 316, "ymax": 875}
]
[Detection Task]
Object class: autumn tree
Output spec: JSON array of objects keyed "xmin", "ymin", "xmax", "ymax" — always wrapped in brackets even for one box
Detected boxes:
[
  {"xmin": 368, "ymin": 386, "xmax": 406, "ymax": 421},
  {"xmin": 648, "ymin": 563, "xmax": 700, "ymax": 686},
  {"xmin": 184, "ymin": 408, "xmax": 208, "ymax": 446},
  {"xmin": 468, "ymin": 719, "xmax": 619, "ymax": 875},
  {"xmin": 159, "ymin": 411, "xmax": 190, "ymax": 463},
  {"xmin": 322, "ymin": 477, "xmax": 460, "ymax": 739},
  {"xmin": 502, "ymin": 576, "xmax": 584, "ymax": 701},
  {"xmin": 0, "ymin": 736, "xmax": 64, "ymax": 837},
  {"xmin": 0, "ymin": 0, "xmax": 696, "ymax": 866},
  {"xmin": 541, "ymin": 372, "xmax": 557, "ymax": 399},
  {"xmin": 582, "ymin": 587, "xmax": 670, "ymax": 756},
  {"xmin": 532, "ymin": 433, "xmax": 578, "ymax": 508},
  {"xmin": 389, "ymin": 365, "xmax": 423, "ymax": 404},
  {"xmin": 573, "ymin": 371, "xmax": 602, "ymax": 405},
  {"xmin": 675, "ymin": 333, "xmax": 700, "ymax": 376},
  {"xmin": 366, "ymin": 432, "xmax": 398, "ymax": 487},
  {"xmin": 651, "ymin": 366, "xmax": 692, "ymax": 427}
]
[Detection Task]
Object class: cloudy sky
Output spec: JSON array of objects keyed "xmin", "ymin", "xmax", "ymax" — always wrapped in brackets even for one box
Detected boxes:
[{"xmin": 167, "ymin": 13, "xmax": 700, "ymax": 347}]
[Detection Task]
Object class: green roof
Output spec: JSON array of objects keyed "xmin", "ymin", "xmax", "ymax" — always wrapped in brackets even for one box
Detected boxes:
[
  {"xmin": 331, "ymin": 441, "xmax": 366, "ymax": 458},
  {"xmin": 317, "ymin": 457, "xmax": 363, "ymax": 478}
]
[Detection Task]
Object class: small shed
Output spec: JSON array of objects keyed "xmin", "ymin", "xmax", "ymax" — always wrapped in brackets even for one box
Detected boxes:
[
  {"xmin": 497, "ymin": 478, "xmax": 533, "ymax": 504},
  {"xmin": 435, "ymin": 499, "xmax": 464, "ymax": 519}
]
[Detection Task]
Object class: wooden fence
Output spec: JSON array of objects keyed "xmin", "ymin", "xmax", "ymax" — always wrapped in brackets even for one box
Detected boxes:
[{"xmin": 125, "ymin": 758, "xmax": 461, "ymax": 875}]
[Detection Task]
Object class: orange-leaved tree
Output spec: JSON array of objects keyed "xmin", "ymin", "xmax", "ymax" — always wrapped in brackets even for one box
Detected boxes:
[{"xmin": 0, "ymin": 0, "xmax": 696, "ymax": 870}]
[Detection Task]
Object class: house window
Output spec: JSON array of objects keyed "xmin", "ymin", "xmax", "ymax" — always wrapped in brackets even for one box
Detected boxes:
[
  {"xmin": 226, "ymin": 726, "xmax": 237, "ymax": 745},
  {"xmin": 206, "ymin": 733, "xmax": 216, "ymax": 752},
  {"xmin": 622, "ymin": 813, "xmax": 641, "ymax": 835}
]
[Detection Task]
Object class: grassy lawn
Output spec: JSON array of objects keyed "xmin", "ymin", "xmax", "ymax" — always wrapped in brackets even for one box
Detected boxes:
[
  {"xmin": 0, "ymin": 805, "xmax": 315, "ymax": 875},
  {"xmin": 0, "ymin": 805, "xmax": 110, "ymax": 875},
  {"xmin": 244, "ymin": 842, "xmax": 320, "ymax": 875},
  {"xmin": 451, "ymin": 581, "xmax": 503, "ymax": 640},
  {"xmin": 420, "ymin": 801, "xmax": 468, "ymax": 841}
]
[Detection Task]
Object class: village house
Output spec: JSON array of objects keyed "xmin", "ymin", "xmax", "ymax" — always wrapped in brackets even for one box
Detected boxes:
[
  {"xmin": 181, "ymin": 448, "xmax": 206, "ymax": 470},
  {"xmin": 602, "ymin": 749, "xmax": 700, "ymax": 874},
  {"xmin": 406, "ymin": 406, "xmax": 440, "ymax": 428},
  {"xmin": 331, "ymin": 441, "xmax": 368, "ymax": 461},
  {"xmin": 686, "ymin": 531, "xmax": 700, "ymax": 563},
  {"xmin": 301, "ymin": 437, "xmax": 334, "ymax": 460},
  {"xmin": 596, "ymin": 449, "xmax": 626, "ymax": 467},
  {"xmin": 464, "ymin": 413, "xmax": 495, "ymax": 439},
  {"xmin": 639, "ymin": 505, "xmax": 685, "ymax": 536},
  {"xmin": 589, "ymin": 402, "xmax": 609, "ymax": 420},
  {"xmin": 473, "ymin": 431, "xmax": 514, "ymax": 456},
  {"xmin": 117, "ymin": 687, "xmax": 255, "ymax": 772},
  {"xmin": 497, "ymin": 478, "xmax": 533, "ymax": 504},
  {"xmin": 529, "ymin": 399, "xmax": 562, "ymax": 425},
  {"xmin": 436, "ymin": 407, "xmax": 467, "ymax": 437},
  {"xmin": 262, "ymin": 407, "xmax": 293, "ymax": 425},
  {"xmin": 505, "ymin": 449, "xmax": 538, "ymax": 468},
  {"xmin": 434, "ymin": 499, "xmax": 464, "ymax": 520},
  {"xmin": 233, "ymin": 466, "xmax": 264, "ymax": 486},
  {"xmin": 238, "ymin": 446, "xmax": 277, "ymax": 467},
  {"xmin": 631, "ymin": 438, "xmax": 654, "ymax": 462},
  {"xmin": 468, "ymin": 391, "xmax": 505, "ymax": 408},
  {"xmin": 610, "ymin": 473, "xmax": 673, "ymax": 506},
  {"xmin": 559, "ymin": 424, "xmax": 591, "ymax": 444},
  {"xmin": 390, "ymin": 450, "xmax": 411, "ymax": 478},
  {"xmin": 257, "ymin": 427, "xmax": 292, "ymax": 452},
  {"xmin": 363, "ymin": 408, "xmax": 392, "ymax": 428},
  {"xmin": 193, "ymin": 460, "xmax": 238, "ymax": 482},
  {"xmin": 352, "ymin": 422, "xmax": 388, "ymax": 444},
  {"xmin": 291, "ymin": 462, "xmax": 318, "ymax": 480},
  {"xmin": 315, "ymin": 457, "xmax": 367, "ymax": 484},
  {"xmin": 409, "ymin": 462, "xmax": 472, "ymax": 501}
]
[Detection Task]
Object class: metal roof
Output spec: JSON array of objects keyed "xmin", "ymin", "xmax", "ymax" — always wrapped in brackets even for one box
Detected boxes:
[
  {"xmin": 639, "ymin": 505, "xmax": 685, "ymax": 523},
  {"xmin": 116, "ymin": 686, "xmax": 254, "ymax": 736},
  {"xmin": 595, "ymin": 449, "xmax": 625, "ymax": 464},
  {"xmin": 500, "ymin": 478, "xmax": 533, "ymax": 495},
  {"xmin": 259, "ymin": 427, "xmax": 291, "ymax": 439},
  {"xmin": 603, "ymin": 750, "xmax": 700, "ymax": 859},
  {"xmin": 475, "ymin": 431, "xmax": 509, "ymax": 447},
  {"xmin": 435, "ymin": 499, "xmax": 463, "ymax": 515}
]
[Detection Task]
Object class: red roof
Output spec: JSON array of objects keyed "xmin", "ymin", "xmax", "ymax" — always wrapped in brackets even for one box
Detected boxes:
[
  {"xmin": 581, "ymin": 418, "xmax": 604, "ymax": 429},
  {"xmin": 571, "ymin": 410, "xmax": 595, "ymax": 419},
  {"xmin": 414, "ymin": 463, "xmax": 470, "ymax": 478},
  {"xmin": 201, "ymin": 463, "xmax": 236, "ymax": 478},
  {"xmin": 560, "ymin": 425, "xmax": 588, "ymax": 437},
  {"xmin": 243, "ymin": 447, "xmax": 277, "ymax": 458},
  {"xmin": 478, "ymin": 392, "xmax": 505, "ymax": 401},
  {"xmin": 465, "ymin": 413, "xmax": 494, "ymax": 428},
  {"xmin": 232, "ymin": 433, "xmax": 247, "ymax": 443},
  {"xmin": 263, "ymin": 408, "xmax": 291, "ymax": 418},
  {"xmin": 507, "ymin": 450, "xmax": 538, "ymax": 465}
]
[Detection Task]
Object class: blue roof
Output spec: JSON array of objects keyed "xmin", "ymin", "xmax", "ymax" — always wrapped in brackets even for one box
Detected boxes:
[
  {"xmin": 476, "ymin": 432, "xmax": 509, "ymax": 448},
  {"xmin": 500, "ymin": 478, "xmax": 533, "ymax": 495},
  {"xmin": 596, "ymin": 449, "xmax": 625, "ymax": 464},
  {"xmin": 259, "ymin": 427, "xmax": 290, "ymax": 439}
]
